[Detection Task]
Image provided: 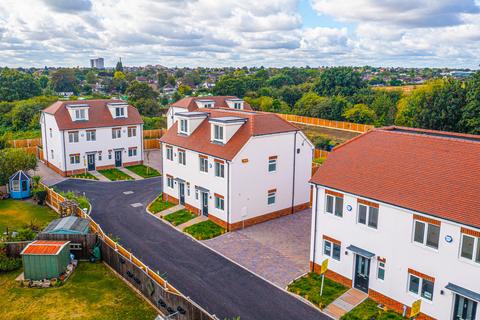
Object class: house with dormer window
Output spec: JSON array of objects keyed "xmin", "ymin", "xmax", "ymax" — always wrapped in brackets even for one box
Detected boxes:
[
  {"xmin": 40, "ymin": 100, "xmax": 143, "ymax": 176},
  {"xmin": 160, "ymin": 102, "xmax": 314, "ymax": 230}
]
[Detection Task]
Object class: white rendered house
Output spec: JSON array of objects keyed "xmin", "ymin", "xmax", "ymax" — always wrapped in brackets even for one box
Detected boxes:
[
  {"xmin": 40, "ymin": 100, "xmax": 144, "ymax": 176},
  {"xmin": 160, "ymin": 98, "xmax": 313, "ymax": 230},
  {"xmin": 310, "ymin": 126, "xmax": 480, "ymax": 320}
]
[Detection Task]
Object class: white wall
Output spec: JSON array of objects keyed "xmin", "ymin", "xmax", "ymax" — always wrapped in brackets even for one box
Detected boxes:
[
  {"xmin": 167, "ymin": 107, "xmax": 185, "ymax": 129},
  {"xmin": 311, "ymin": 186, "xmax": 480, "ymax": 320},
  {"xmin": 41, "ymin": 113, "xmax": 64, "ymax": 170}
]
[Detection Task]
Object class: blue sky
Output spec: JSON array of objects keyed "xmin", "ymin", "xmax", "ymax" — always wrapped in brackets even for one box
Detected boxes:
[{"xmin": 0, "ymin": 0, "xmax": 479, "ymax": 68}]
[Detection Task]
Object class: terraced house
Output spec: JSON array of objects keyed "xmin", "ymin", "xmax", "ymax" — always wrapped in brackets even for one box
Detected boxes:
[
  {"xmin": 309, "ymin": 126, "xmax": 480, "ymax": 320},
  {"xmin": 161, "ymin": 96, "xmax": 313, "ymax": 230},
  {"xmin": 40, "ymin": 100, "xmax": 144, "ymax": 176}
]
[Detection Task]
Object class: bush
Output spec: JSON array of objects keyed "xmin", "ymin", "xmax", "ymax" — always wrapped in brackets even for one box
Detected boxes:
[
  {"xmin": 13, "ymin": 228, "xmax": 36, "ymax": 241},
  {"xmin": 0, "ymin": 255, "xmax": 22, "ymax": 272},
  {"xmin": 312, "ymin": 134, "xmax": 332, "ymax": 150},
  {"xmin": 32, "ymin": 189, "xmax": 47, "ymax": 205}
]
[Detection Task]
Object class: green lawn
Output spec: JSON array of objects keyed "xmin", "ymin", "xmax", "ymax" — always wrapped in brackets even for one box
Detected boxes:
[
  {"xmin": 71, "ymin": 172, "xmax": 98, "ymax": 180},
  {"xmin": 0, "ymin": 199, "xmax": 58, "ymax": 234},
  {"xmin": 287, "ymin": 272, "xmax": 348, "ymax": 309},
  {"xmin": 341, "ymin": 299, "xmax": 406, "ymax": 320},
  {"xmin": 148, "ymin": 195, "xmax": 175, "ymax": 214},
  {"xmin": 126, "ymin": 165, "xmax": 160, "ymax": 178},
  {"xmin": 164, "ymin": 209, "xmax": 196, "ymax": 226},
  {"xmin": 0, "ymin": 262, "xmax": 157, "ymax": 320},
  {"xmin": 184, "ymin": 220, "xmax": 225, "ymax": 240},
  {"xmin": 98, "ymin": 168, "xmax": 133, "ymax": 181}
]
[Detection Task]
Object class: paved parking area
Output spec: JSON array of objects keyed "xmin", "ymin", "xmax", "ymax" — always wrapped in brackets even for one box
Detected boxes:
[{"xmin": 204, "ymin": 209, "xmax": 312, "ymax": 288}]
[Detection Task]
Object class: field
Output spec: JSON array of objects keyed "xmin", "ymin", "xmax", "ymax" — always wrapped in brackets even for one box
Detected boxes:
[
  {"xmin": 297, "ymin": 123, "xmax": 360, "ymax": 145},
  {"xmin": 0, "ymin": 262, "xmax": 157, "ymax": 320},
  {"xmin": 0, "ymin": 199, "xmax": 58, "ymax": 233},
  {"xmin": 373, "ymin": 84, "xmax": 426, "ymax": 94}
]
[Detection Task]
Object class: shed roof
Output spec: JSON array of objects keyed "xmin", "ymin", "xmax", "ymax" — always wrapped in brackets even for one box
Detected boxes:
[
  {"xmin": 41, "ymin": 216, "xmax": 90, "ymax": 235},
  {"xmin": 9, "ymin": 170, "xmax": 31, "ymax": 181},
  {"xmin": 21, "ymin": 240, "xmax": 70, "ymax": 255}
]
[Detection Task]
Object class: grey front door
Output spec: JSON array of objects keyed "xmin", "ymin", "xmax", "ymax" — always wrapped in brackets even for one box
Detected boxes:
[
  {"xmin": 354, "ymin": 254, "xmax": 370, "ymax": 293},
  {"xmin": 201, "ymin": 192, "xmax": 208, "ymax": 217},
  {"xmin": 179, "ymin": 183, "xmax": 185, "ymax": 205},
  {"xmin": 454, "ymin": 295, "xmax": 477, "ymax": 320},
  {"xmin": 87, "ymin": 154, "xmax": 96, "ymax": 171},
  {"xmin": 114, "ymin": 150, "xmax": 122, "ymax": 167}
]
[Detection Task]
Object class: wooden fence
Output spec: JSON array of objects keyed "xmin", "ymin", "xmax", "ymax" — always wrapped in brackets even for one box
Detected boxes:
[
  {"xmin": 144, "ymin": 139, "xmax": 161, "ymax": 149},
  {"xmin": 37, "ymin": 233, "xmax": 98, "ymax": 260},
  {"xmin": 144, "ymin": 129, "xmax": 165, "ymax": 138},
  {"xmin": 314, "ymin": 149, "xmax": 329, "ymax": 159},
  {"xmin": 276, "ymin": 113, "xmax": 373, "ymax": 133},
  {"xmin": 4, "ymin": 241, "xmax": 32, "ymax": 258},
  {"xmin": 39, "ymin": 183, "xmax": 214, "ymax": 320},
  {"xmin": 7, "ymin": 138, "xmax": 42, "ymax": 148}
]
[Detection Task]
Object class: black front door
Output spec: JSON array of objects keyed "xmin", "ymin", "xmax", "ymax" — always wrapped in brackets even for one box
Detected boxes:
[
  {"xmin": 115, "ymin": 150, "xmax": 122, "ymax": 167},
  {"xmin": 179, "ymin": 183, "xmax": 185, "ymax": 205},
  {"xmin": 201, "ymin": 192, "xmax": 208, "ymax": 217},
  {"xmin": 354, "ymin": 254, "xmax": 370, "ymax": 293},
  {"xmin": 454, "ymin": 295, "xmax": 477, "ymax": 320},
  {"xmin": 87, "ymin": 154, "xmax": 96, "ymax": 171}
]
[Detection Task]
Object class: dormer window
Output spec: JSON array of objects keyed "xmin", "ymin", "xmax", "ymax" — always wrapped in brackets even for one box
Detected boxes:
[
  {"xmin": 180, "ymin": 119, "xmax": 188, "ymax": 134},
  {"xmin": 115, "ymin": 107, "xmax": 125, "ymax": 118},
  {"xmin": 226, "ymin": 99, "xmax": 244, "ymax": 110},
  {"xmin": 234, "ymin": 102, "xmax": 241, "ymax": 109},
  {"xmin": 213, "ymin": 125, "xmax": 224, "ymax": 142},
  {"xmin": 75, "ymin": 109, "xmax": 86, "ymax": 120}
]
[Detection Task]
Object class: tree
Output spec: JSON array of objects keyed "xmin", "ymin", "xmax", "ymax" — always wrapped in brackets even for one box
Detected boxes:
[
  {"xmin": 38, "ymin": 75, "xmax": 49, "ymax": 89},
  {"xmin": 167, "ymin": 76, "xmax": 176, "ymax": 86},
  {"xmin": 0, "ymin": 68, "xmax": 41, "ymax": 101},
  {"xmin": 370, "ymin": 90, "xmax": 401, "ymax": 126},
  {"xmin": 313, "ymin": 67, "xmax": 366, "ymax": 97},
  {"xmin": 343, "ymin": 104, "xmax": 377, "ymax": 124},
  {"xmin": 157, "ymin": 70, "xmax": 167, "ymax": 87},
  {"xmin": 126, "ymin": 81, "xmax": 158, "ymax": 105},
  {"xmin": 86, "ymin": 71, "xmax": 97, "ymax": 84},
  {"xmin": 178, "ymin": 84, "xmax": 192, "ymax": 96},
  {"xmin": 293, "ymin": 92, "xmax": 349, "ymax": 120},
  {"xmin": 0, "ymin": 148, "xmax": 37, "ymax": 185},
  {"xmin": 134, "ymin": 98, "xmax": 161, "ymax": 117},
  {"xmin": 266, "ymin": 73, "xmax": 294, "ymax": 88},
  {"xmin": 459, "ymin": 71, "xmax": 480, "ymax": 134},
  {"xmin": 50, "ymin": 69, "xmax": 79, "ymax": 93},
  {"xmin": 2, "ymin": 96, "xmax": 57, "ymax": 131},
  {"xmin": 113, "ymin": 71, "xmax": 126, "ymax": 80},
  {"xmin": 115, "ymin": 59, "xmax": 124, "ymax": 72}
]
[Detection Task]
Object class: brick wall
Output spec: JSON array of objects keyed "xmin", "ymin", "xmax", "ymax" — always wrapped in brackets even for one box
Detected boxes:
[
  {"xmin": 369, "ymin": 289, "xmax": 436, "ymax": 320},
  {"xmin": 309, "ymin": 261, "xmax": 353, "ymax": 287}
]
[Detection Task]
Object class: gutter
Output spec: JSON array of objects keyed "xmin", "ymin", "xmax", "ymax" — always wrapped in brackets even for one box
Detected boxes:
[
  {"xmin": 62, "ymin": 130, "xmax": 67, "ymax": 174},
  {"xmin": 291, "ymin": 131, "xmax": 297, "ymax": 214},
  {"xmin": 42, "ymin": 112, "xmax": 49, "ymax": 164},
  {"xmin": 311, "ymin": 185, "xmax": 319, "ymax": 273},
  {"xmin": 226, "ymin": 161, "xmax": 231, "ymax": 231}
]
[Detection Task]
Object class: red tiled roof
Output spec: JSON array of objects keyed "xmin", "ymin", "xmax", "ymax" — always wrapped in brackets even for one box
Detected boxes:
[
  {"xmin": 160, "ymin": 109, "xmax": 298, "ymax": 160},
  {"xmin": 22, "ymin": 240, "xmax": 69, "ymax": 255},
  {"xmin": 43, "ymin": 99, "xmax": 143, "ymax": 130},
  {"xmin": 171, "ymin": 96, "xmax": 252, "ymax": 112},
  {"xmin": 311, "ymin": 126, "xmax": 480, "ymax": 228}
]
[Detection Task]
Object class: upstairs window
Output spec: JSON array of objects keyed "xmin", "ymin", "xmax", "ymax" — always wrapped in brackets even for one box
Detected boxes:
[
  {"xmin": 214, "ymin": 161, "xmax": 225, "ymax": 178},
  {"xmin": 199, "ymin": 156, "xmax": 208, "ymax": 173},
  {"xmin": 213, "ymin": 125, "xmax": 224, "ymax": 142},
  {"xmin": 75, "ymin": 109, "xmax": 86, "ymax": 121},
  {"xmin": 234, "ymin": 102, "xmax": 241, "ymax": 109},
  {"xmin": 166, "ymin": 146, "xmax": 173, "ymax": 161},
  {"xmin": 86, "ymin": 130, "xmax": 96, "ymax": 141},
  {"xmin": 267, "ymin": 189, "xmax": 276, "ymax": 205},
  {"xmin": 180, "ymin": 119, "xmax": 188, "ymax": 134},
  {"xmin": 413, "ymin": 217, "xmax": 440, "ymax": 249},
  {"xmin": 178, "ymin": 150, "xmax": 186, "ymax": 165},
  {"xmin": 112, "ymin": 128, "xmax": 121, "ymax": 139},
  {"xmin": 115, "ymin": 107, "xmax": 125, "ymax": 117},
  {"xmin": 325, "ymin": 191, "xmax": 343, "ymax": 217},
  {"xmin": 460, "ymin": 229, "xmax": 480, "ymax": 264},
  {"xmin": 68, "ymin": 131, "xmax": 79, "ymax": 143},
  {"xmin": 128, "ymin": 126, "xmax": 136, "ymax": 137},
  {"xmin": 358, "ymin": 201, "xmax": 379, "ymax": 229},
  {"xmin": 268, "ymin": 156, "xmax": 277, "ymax": 172}
]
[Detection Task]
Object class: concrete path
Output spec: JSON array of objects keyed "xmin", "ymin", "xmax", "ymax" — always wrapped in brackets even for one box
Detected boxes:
[
  {"xmin": 90, "ymin": 170, "xmax": 109, "ymax": 182},
  {"xmin": 118, "ymin": 167, "xmax": 144, "ymax": 180},
  {"xmin": 31, "ymin": 161, "xmax": 66, "ymax": 186},
  {"xmin": 178, "ymin": 215, "xmax": 207, "ymax": 231},
  {"xmin": 144, "ymin": 149, "xmax": 162, "ymax": 173},
  {"xmin": 155, "ymin": 204, "xmax": 184, "ymax": 218},
  {"xmin": 204, "ymin": 209, "xmax": 312, "ymax": 288},
  {"xmin": 323, "ymin": 288, "xmax": 367, "ymax": 319}
]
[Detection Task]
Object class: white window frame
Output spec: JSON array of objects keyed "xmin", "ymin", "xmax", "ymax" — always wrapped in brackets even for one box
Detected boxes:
[
  {"xmin": 166, "ymin": 147, "xmax": 173, "ymax": 161},
  {"xmin": 377, "ymin": 260, "xmax": 386, "ymax": 280},
  {"xmin": 267, "ymin": 190, "xmax": 276, "ymax": 205},
  {"xmin": 75, "ymin": 109, "xmax": 86, "ymax": 120},
  {"xmin": 128, "ymin": 148, "xmax": 137, "ymax": 157},
  {"xmin": 325, "ymin": 194, "xmax": 343, "ymax": 217},
  {"xmin": 215, "ymin": 196, "xmax": 224, "ymax": 211},
  {"xmin": 213, "ymin": 125, "xmax": 224, "ymax": 142},
  {"xmin": 357, "ymin": 203, "xmax": 379, "ymax": 229},
  {"xmin": 68, "ymin": 131, "xmax": 79, "ymax": 143},
  {"xmin": 86, "ymin": 130, "xmax": 96, "ymax": 141},
  {"xmin": 268, "ymin": 158, "xmax": 277, "ymax": 172},
  {"xmin": 178, "ymin": 150, "xmax": 186, "ymax": 165},
  {"xmin": 167, "ymin": 176, "xmax": 174, "ymax": 189},
  {"xmin": 11, "ymin": 180, "xmax": 20, "ymax": 191},
  {"xmin": 128, "ymin": 127, "xmax": 137, "ymax": 137},
  {"xmin": 180, "ymin": 119, "xmax": 188, "ymax": 134},
  {"xmin": 199, "ymin": 157, "xmax": 208, "ymax": 173},
  {"xmin": 460, "ymin": 233, "xmax": 480, "ymax": 264},
  {"xmin": 69, "ymin": 154, "xmax": 80, "ymax": 164},
  {"xmin": 323, "ymin": 239, "xmax": 341, "ymax": 261},
  {"xmin": 408, "ymin": 273, "xmax": 434, "ymax": 301},
  {"xmin": 234, "ymin": 102, "xmax": 241, "ymax": 109},
  {"xmin": 112, "ymin": 128, "xmax": 121, "ymax": 139},
  {"xmin": 214, "ymin": 162, "xmax": 224, "ymax": 178},
  {"xmin": 115, "ymin": 107, "xmax": 125, "ymax": 117},
  {"xmin": 413, "ymin": 220, "xmax": 440, "ymax": 249}
]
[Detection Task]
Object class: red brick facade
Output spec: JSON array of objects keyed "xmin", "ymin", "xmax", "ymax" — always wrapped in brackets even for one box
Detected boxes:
[{"xmin": 310, "ymin": 261, "xmax": 352, "ymax": 287}]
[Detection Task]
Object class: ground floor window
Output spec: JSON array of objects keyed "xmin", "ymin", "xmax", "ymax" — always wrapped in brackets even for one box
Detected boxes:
[
  {"xmin": 70, "ymin": 154, "xmax": 80, "ymax": 164},
  {"xmin": 408, "ymin": 273, "xmax": 434, "ymax": 301},
  {"xmin": 128, "ymin": 148, "xmax": 137, "ymax": 157},
  {"xmin": 377, "ymin": 260, "xmax": 385, "ymax": 280},
  {"xmin": 267, "ymin": 189, "xmax": 276, "ymax": 205},
  {"xmin": 167, "ymin": 176, "xmax": 174, "ymax": 189},
  {"xmin": 323, "ymin": 239, "xmax": 341, "ymax": 261},
  {"xmin": 215, "ymin": 195, "xmax": 224, "ymax": 211}
]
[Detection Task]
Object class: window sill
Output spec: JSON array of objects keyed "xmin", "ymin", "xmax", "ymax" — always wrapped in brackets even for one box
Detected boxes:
[
  {"xmin": 407, "ymin": 291, "xmax": 434, "ymax": 304},
  {"xmin": 458, "ymin": 256, "xmax": 480, "ymax": 268},
  {"xmin": 411, "ymin": 241, "xmax": 439, "ymax": 253}
]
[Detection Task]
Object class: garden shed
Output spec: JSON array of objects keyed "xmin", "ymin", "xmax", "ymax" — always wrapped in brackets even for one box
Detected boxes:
[
  {"xmin": 8, "ymin": 170, "xmax": 31, "ymax": 199},
  {"xmin": 41, "ymin": 216, "xmax": 90, "ymax": 235},
  {"xmin": 21, "ymin": 240, "xmax": 71, "ymax": 280}
]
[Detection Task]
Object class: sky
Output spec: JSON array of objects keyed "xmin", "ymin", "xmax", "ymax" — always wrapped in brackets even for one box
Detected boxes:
[{"xmin": 0, "ymin": 0, "xmax": 479, "ymax": 68}]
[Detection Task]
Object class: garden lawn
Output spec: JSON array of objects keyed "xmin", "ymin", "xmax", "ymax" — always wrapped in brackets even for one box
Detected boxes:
[
  {"xmin": 0, "ymin": 262, "xmax": 157, "ymax": 320},
  {"xmin": 148, "ymin": 195, "xmax": 175, "ymax": 214},
  {"xmin": 287, "ymin": 272, "xmax": 348, "ymax": 309},
  {"xmin": 71, "ymin": 172, "xmax": 98, "ymax": 180},
  {"xmin": 126, "ymin": 165, "xmax": 160, "ymax": 178},
  {"xmin": 341, "ymin": 298, "xmax": 406, "ymax": 320},
  {"xmin": 184, "ymin": 220, "xmax": 225, "ymax": 240},
  {"xmin": 164, "ymin": 209, "xmax": 196, "ymax": 226},
  {"xmin": 98, "ymin": 168, "xmax": 133, "ymax": 181},
  {"xmin": 0, "ymin": 199, "xmax": 57, "ymax": 233}
]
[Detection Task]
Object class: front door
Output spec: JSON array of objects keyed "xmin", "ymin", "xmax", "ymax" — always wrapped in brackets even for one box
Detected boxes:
[
  {"xmin": 114, "ymin": 150, "xmax": 122, "ymax": 167},
  {"xmin": 87, "ymin": 154, "xmax": 96, "ymax": 171},
  {"xmin": 179, "ymin": 183, "xmax": 185, "ymax": 205},
  {"xmin": 454, "ymin": 295, "xmax": 478, "ymax": 320},
  {"xmin": 354, "ymin": 254, "xmax": 370, "ymax": 293},
  {"xmin": 201, "ymin": 192, "xmax": 208, "ymax": 217}
]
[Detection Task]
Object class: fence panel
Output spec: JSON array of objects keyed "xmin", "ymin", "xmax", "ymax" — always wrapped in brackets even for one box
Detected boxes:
[
  {"xmin": 144, "ymin": 139, "xmax": 160, "ymax": 149},
  {"xmin": 314, "ymin": 149, "xmax": 329, "ymax": 159},
  {"xmin": 36, "ymin": 233, "xmax": 98, "ymax": 260},
  {"xmin": 5, "ymin": 241, "xmax": 32, "ymax": 258},
  {"xmin": 144, "ymin": 129, "xmax": 165, "ymax": 139},
  {"xmin": 275, "ymin": 113, "xmax": 373, "ymax": 133}
]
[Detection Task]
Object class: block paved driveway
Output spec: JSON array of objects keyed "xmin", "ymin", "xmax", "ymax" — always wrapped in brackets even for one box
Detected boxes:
[
  {"xmin": 204, "ymin": 209, "xmax": 312, "ymax": 288},
  {"xmin": 54, "ymin": 178, "xmax": 328, "ymax": 320}
]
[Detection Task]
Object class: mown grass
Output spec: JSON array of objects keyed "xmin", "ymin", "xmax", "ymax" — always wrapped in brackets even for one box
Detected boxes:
[
  {"xmin": 341, "ymin": 298, "xmax": 406, "ymax": 320},
  {"xmin": 164, "ymin": 209, "xmax": 196, "ymax": 226},
  {"xmin": 98, "ymin": 168, "xmax": 133, "ymax": 181},
  {"xmin": 287, "ymin": 272, "xmax": 348, "ymax": 309},
  {"xmin": 148, "ymin": 195, "xmax": 175, "ymax": 214},
  {"xmin": 125, "ymin": 165, "xmax": 160, "ymax": 178},
  {"xmin": 0, "ymin": 199, "xmax": 57, "ymax": 233},
  {"xmin": 0, "ymin": 262, "xmax": 157, "ymax": 320},
  {"xmin": 184, "ymin": 220, "xmax": 225, "ymax": 240},
  {"xmin": 71, "ymin": 172, "xmax": 98, "ymax": 180}
]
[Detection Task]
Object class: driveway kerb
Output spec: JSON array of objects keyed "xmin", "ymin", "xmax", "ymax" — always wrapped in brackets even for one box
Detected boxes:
[{"xmin": 144, "ymin": 199, "xmax": 332, "ymax": 319}]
